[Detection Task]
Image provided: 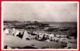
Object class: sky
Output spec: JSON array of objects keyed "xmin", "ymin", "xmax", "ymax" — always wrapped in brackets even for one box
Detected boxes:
[{"xmin": 2, "ymin": 2, "xmax": 78, "ymax": 22}]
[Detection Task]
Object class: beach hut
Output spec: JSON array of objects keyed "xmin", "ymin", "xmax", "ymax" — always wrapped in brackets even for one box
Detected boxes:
[
  {"xmin": 52, "ymin": 37, "xmax": 59, "ymax": 42},
  {"xmin": 48, "ymin": 33, "xmax": 55, "ymax": 41},
  {"xmin": 59, "ymin": 38, "xmax": 69, "ymax": 43},
  {"xmin": 56, "ymin": 35, "xmax": 61, "ymax": 38},
  {"xmin": 60, "ymin": 35, "xmax": 67, "ymax": 38}
]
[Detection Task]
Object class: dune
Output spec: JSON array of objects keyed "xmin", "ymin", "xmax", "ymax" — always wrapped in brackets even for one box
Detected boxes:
[{"xmin": 3, "ymin": 34, "xmax": 34, "ymax": 47}]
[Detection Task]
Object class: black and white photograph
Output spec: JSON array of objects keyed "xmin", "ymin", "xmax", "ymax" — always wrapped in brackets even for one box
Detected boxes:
[{"xmin": 2, "ymin": 2, "xmax": 78, "ymax": 49}]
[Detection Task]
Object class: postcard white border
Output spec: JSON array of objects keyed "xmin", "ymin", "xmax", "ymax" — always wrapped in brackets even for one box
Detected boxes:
[{"xmin": 1, "ymin": 1, "xmax": 79, "ymax": 50}]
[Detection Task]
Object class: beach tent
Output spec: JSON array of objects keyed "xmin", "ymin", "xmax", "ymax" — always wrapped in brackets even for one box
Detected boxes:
[
  {"xmin": 15, "ymin": 30, "xmax": 20, "ymax": 36},
  {"xmin": 11, "ymin": 28, "xmax": 16, "ymax": 36},
  {"xmin": 4, "ymin": 28, "xmax": 10, "ymax": 35},
  {"xmin": 22, "ymin": 30, "xmax": 30, "ymax": 40}
]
